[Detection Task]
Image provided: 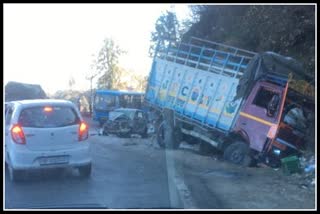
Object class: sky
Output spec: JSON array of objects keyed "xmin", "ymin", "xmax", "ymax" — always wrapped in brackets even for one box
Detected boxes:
[{"xmin": 4, "ymin": 4, "xmax": 191, "ymax": 94}]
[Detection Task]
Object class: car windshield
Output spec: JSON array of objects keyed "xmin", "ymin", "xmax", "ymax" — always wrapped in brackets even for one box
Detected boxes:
[
  {"xmin": 4, "ymin": 3, "xmax": 315, "ymax": 211},
  {"xmin": 109, "ymin": 109, "xmax": 135, "ymax": 120}
]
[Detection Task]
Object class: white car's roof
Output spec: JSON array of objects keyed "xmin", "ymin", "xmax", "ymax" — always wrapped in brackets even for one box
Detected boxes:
[{"xmin": 9, "ymin": 99, "xmax": 74, "ymax": 107}]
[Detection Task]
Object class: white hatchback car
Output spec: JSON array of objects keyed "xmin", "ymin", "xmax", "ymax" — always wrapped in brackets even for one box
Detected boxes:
[{"xmin": 5, "ymin": 99, "xmax": 92, "ymax": 181}]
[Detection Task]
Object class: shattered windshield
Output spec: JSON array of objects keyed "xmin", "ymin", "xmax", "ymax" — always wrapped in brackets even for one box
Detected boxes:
[
  {"xmin": 4, "ymin": 3, "xmax": 315, "ymax": 211},
  {"xmin": 109, "ymin": 109, "xmax": 135, "ymax": 120}
]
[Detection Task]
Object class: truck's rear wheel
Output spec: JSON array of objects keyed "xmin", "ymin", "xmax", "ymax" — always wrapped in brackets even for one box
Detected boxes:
[
  {"xmin": 156, "ymin": 121, "xmax": 181, "ymax": 149},
  {"xmin": 157, "ymin": 122, "xmax": 166, "ymax": 148},
  {"xmin": 223, "ymin": 142, "xmax": 251, "ymax": 166}
]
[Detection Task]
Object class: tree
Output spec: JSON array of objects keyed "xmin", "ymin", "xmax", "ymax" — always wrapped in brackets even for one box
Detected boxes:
[
  {"xmin": 133, "ymin": 74, "xmax": 148, "ymax": 92},
  {"xmin": 110, "ymin": 66, "xmax": 148, "ymax": 92},
  {"xmin": 94, "ymin": 38, "xmax": 125, "ymax": 89},
  {"xmin": 150, "ymin": 10, "xmax": 180, "ymax": 56},
  {"xmin": 183, "ymin": 5, "xmax": 315, "ymax": 79}
]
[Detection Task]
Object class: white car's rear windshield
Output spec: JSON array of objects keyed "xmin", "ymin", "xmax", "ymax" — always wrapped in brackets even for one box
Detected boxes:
[{"xmin": 18, "ymin": 106, "xmax": 80, "ymax": 128}]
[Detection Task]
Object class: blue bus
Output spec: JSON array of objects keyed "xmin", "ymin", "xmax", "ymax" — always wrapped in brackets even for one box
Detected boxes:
[{"xmin": 92, "ymin": 90, "xmax": 145, "ymax": 126}]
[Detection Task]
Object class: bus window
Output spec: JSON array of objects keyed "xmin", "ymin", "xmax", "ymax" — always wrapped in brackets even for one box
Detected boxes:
[
  {"xmin": 94, "ymin": 94, "xmax": 116, "ymax": 110},
  {"xmin": 132, "ymin": 95, "xmax": 142, "ymax": 109},
  {"xmin": 95, "ymin": 91, "xmax": 144, "ymax": 110},
  {"xmin": 124, "ymin": 95, "xmax": 132, "ymax": 108},
  {"xmin": 119, "ymin": 95, "xmax": 128, "ymax": 108}
]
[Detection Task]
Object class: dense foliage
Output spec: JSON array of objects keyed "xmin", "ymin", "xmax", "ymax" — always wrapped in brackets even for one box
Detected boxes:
[{"xmin": 182, "ymin": 5, "xmax": 315, "ymax": 80}]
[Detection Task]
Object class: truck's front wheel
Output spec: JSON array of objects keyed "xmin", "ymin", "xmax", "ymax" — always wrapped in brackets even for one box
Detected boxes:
[{"xmin": 223, "ymin": 142, "xmax": 251, "ymax": 166}]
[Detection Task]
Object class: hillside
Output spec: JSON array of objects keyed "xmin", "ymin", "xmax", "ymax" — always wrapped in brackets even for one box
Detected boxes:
[{"xmin": 183, "ymin": 5, "xmax": 315, "ymax": 96}]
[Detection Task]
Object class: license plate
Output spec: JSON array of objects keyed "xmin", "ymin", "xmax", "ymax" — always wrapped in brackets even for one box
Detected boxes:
[{"xmin": 39, "ymin": 156, "xmax": 69, "ymax": 165}]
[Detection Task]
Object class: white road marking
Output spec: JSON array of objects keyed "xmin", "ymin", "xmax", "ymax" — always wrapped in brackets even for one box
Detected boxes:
[
  {"xmin": 165, "ymin": 150, "xmax": 197, "ymax": 209},
  {"xmin": 173, "ymin": 174, "xmax": 197, "ymax": 209}
]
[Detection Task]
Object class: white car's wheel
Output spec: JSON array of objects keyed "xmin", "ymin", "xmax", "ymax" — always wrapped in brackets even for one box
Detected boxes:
[
  {"xmin": 8, "ymin": 166, "xmax": 22, "ymax": 182},
  {"xmin": 78, "ymin": 163, "xmax": 92, "ymax": 178}
]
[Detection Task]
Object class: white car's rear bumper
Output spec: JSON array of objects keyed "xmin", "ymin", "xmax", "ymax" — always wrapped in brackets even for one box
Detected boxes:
[{"xmin": 7, "ymin": 145, "xmax": 91, "ymax": 170}]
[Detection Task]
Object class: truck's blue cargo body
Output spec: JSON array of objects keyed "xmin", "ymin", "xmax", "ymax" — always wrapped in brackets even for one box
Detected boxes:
[{"xmin": 145, "ymin": 37, "xmax": 257, "ymax": 132}]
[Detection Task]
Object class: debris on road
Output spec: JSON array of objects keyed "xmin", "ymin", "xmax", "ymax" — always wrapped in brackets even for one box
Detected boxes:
[
  {"xmin": 123, "ymin": 142, "xmax": 139, "ymax": 146},
  {"xmin": 281, "ymin": 155, "xmax": 301, "ymax": 175}
]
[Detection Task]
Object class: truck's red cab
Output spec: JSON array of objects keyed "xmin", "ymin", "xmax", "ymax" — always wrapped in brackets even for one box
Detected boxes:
[{"xmin": 234, "ymin": 79, "xmax": 304, "ymax": 163}]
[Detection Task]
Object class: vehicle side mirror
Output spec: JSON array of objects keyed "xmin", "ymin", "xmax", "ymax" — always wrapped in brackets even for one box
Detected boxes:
[{"xmin": 267, "ymin": 94, "xmax": 280, "ymax": 117}]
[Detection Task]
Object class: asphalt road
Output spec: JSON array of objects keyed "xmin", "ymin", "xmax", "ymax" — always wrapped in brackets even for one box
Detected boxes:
[
  {"xmin": 4, "ymin": 121, "xmax": 183, "ymax": 209},
  {"xmin": 4, "ymin": 118, "xmax": 315, "ymax": 210}
]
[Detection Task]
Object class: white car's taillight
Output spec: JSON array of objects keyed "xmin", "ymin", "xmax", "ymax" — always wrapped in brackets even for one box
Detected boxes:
[
  {"xmin": 11, "ymin": 124, "xmax": 26, "ymax": 144},
  {"xmin": 78, "ymin": 122, "xmax": 89, "ymax": 141}
]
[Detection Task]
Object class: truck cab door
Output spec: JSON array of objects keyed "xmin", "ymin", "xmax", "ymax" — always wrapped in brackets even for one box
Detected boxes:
[{"xmin": 235, "ymin": 83, "xmax": 283, "ymax": 152}]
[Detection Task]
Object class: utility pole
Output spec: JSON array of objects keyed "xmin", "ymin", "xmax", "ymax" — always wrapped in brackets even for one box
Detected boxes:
[
  {"xmin": 86, "ymin": 56, "xmax": 100, "ymax": 117},
  {"xmin": 87, "ymin": 73, "xmax": 99, "ymax": 117}
]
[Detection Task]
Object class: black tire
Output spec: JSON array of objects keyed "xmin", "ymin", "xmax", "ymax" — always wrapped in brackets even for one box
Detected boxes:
[
  {"xmin": 5, "ymin": 153, "xmax": 9, "ymax": 169},
  {"xmin": 157, "ymin": 122, "xmax": 166, "ymax": 148},
  {"xmin": 78, "ymin": 163, "xmax": 92, "ymax": 178},
  {"xmin": 223, "ymin": 142, "xmax": 251, "ymax": 166},
  {"xmin": 8, "ymin": 166, "xmax": 23, "ymax": 182},
  {"xmin": 156, "ymin": 121, "xmax": 181, "ymax": 149}
]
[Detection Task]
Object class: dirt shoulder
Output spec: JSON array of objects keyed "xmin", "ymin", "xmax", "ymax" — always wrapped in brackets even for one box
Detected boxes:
[
  {"xmin": 85, "ymin": 117, "xmax": 316, "ymax": 209},
  {"xmin": 171, "ymin": 145, "xmax": 315, "ymax": 209}
]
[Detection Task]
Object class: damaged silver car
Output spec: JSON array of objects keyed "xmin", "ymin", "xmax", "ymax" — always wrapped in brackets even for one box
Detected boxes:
[{"xmin": 102, "ymin": 108, "xmax": 148, "ymax": 138}]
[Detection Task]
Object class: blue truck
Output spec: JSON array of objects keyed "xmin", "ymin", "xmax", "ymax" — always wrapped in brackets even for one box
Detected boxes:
[{"xmin": 145, "ymin": 37, "xmax": 307, "ymax": 166}]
